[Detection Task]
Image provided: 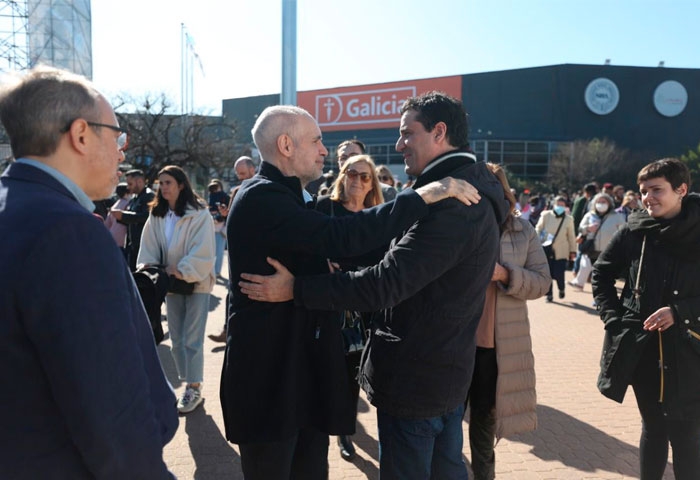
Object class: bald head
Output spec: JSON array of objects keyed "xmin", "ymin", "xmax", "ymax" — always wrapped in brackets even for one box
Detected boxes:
[
  {"xmin": 251, "ymin": 105, "xmax": 316, "ymax": 162},
  {"xmin": 234, "ymin": 156, "xmax": 256, "ymax": 181}
]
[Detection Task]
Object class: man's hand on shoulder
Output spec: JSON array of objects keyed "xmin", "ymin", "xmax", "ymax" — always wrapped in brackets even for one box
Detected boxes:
[
  {"xmin": 239, "ymin": 257, "xmax": 294, "ymax": 302},
  {"xmin": 415, "ymin": 177, "xmax": 480, "ymax": 206}
]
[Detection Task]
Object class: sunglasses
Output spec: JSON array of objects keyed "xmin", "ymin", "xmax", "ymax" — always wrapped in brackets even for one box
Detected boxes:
[
  {"xmin": 379, "ymin": 175, "xmax": 392, "ymax": 182},
  {"xmin": 345, "ymin": 169, "xmax": 372, "ymax": 184}
]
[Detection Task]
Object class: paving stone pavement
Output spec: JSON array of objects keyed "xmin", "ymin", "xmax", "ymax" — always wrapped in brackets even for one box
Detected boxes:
[{"xmin": 160, "ymin": 267, "xmax": 675, "ymax": 479}]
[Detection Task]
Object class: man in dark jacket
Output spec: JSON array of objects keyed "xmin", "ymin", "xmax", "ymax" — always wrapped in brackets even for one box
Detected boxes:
[
  {"xmin": 220, "ymin": 104, "xmax": 478, "ymax": 480},
  {"xmin": 111, "ymin": 168, "xmax": 155, "ymax": 270},
  {"xmin": 0, "ymin": 67, "xmax": 177, "ymax": 478},
  {"xmin": 239, "ymin": 92, "xmax": 510, "ymax": 479}
]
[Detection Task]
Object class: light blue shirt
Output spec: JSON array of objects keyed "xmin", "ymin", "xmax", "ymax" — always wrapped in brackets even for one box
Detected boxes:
[{"xmin": 16, "ymin": 158, "xmax": 95, "ymax": 212}]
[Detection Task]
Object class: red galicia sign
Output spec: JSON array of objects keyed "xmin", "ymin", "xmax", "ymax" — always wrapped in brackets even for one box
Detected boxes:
[{"xmin": 298, "ymin": 76, "xmax": 462, "ymax": 132}]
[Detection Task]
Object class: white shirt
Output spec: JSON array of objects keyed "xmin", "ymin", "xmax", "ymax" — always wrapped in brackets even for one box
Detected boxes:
[{"xmin": 164, "ymin": 210, "xmax": 181, "ymax": 247}]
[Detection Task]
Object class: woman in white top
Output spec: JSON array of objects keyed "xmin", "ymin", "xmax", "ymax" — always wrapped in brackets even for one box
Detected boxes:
[{"xmin": 138, "ymin": 165, "xmax": 216, "ymax": 414}]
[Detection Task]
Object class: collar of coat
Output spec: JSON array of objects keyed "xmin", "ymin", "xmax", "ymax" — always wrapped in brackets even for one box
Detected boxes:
[
  {"xmin": 412, "ymin": 149, "xmax": 477, "ymax": 189},
  {"xmin": 258, "ymin": 161, "xmax": 305, "ymax": 204}
]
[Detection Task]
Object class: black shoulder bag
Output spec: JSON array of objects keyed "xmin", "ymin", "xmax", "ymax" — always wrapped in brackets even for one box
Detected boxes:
[
  {"xmin": 160, "ymin": 245, "xmax": 196, "ymax": 295},
  {"xmin": 542, "ymin": 217, "xmax": 565, "ymax": 261}
]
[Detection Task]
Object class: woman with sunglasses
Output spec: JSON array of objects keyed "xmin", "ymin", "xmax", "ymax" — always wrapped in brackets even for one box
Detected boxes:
[
  {"xmin": 315, "ymin": 154, "xmax": 385, "ymax": 461},
  {"xmin": 138, "ymin": 165, "xmax": 216, "ymax": 414}
]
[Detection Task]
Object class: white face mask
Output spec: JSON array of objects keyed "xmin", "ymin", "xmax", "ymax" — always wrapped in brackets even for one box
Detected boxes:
[{"xmin": 595, "ymin": 202, "xmax": 609, "ymax": 214}]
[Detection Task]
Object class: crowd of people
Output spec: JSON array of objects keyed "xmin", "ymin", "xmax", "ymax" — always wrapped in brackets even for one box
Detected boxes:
[{"xmin": 1, "ymin": 65, "xmax": 698, "ymax": 480}]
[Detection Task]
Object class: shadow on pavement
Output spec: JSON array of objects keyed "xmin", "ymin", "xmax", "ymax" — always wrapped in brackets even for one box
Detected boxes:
[
  {"xmin": 507, "ymin": 404, "xmax": 661, "ymax": 477},
  {"xmin": 208, "ymin": 294, "xmax": 222, "ymax": 313},
  {"xmin": 184, "ymin": 404, "xmax": 242, "ymax": 479}
]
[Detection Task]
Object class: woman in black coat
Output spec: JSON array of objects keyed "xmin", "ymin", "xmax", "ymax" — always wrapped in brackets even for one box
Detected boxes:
[
  {"xmin": 316, "ymin": 154, "xmax": 385, "ymax": 461},
  {"xmin": 592, "ymin": 158, "xmax": 700, "ymax": 480}
]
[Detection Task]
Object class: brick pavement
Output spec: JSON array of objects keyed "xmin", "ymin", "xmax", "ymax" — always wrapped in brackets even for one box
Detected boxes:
[{"xmin": 160, "ymin": 268, "xmax": 675, "ymax": 479}]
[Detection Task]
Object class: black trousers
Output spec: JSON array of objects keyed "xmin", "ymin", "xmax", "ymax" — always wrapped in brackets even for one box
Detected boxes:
[
  {"xmin": 238, "ymin": 427, "xmax": 329, "ymax": 480},
  {"xmin": 465, "ymin": 347, "xmax": 498, "ymax": 480},
  {"xmin": 546, "ymin": 258, "xmax": 567, "ymax": 297},
  {"xmin": 632, "ymin": 339, "xmax": 700, "ymax": 480}
]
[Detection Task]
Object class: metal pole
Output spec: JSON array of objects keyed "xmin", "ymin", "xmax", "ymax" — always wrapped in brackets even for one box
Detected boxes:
[{"xmin": 281, "ymin": 0, "xmax": 297, "ymax": 105}]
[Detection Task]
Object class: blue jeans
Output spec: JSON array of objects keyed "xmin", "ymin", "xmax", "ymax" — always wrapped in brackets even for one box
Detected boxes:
[
  {"xmin": 165, "ymin": 292, "xmax": 209, "ymax": 383},
  {"xmin": 377, "ymin": 404, "xmax": 469, "ymax": 480},
  {"xmin": 214, "ymin": 230, "xmax": 226, "ymax": 276}
]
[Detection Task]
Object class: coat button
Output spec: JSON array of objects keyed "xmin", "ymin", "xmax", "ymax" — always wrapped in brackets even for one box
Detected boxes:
[
  {"xmin": 685, "ymin": 319, "xmax": 690, "ymax": 324},
  {"xmin": 673, "ymin": 290, "xmax": 679, "ymax": 295}
]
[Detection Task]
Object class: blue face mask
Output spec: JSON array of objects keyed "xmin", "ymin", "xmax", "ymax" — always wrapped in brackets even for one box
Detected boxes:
[{"xmin": 553, "ymin": 205, "xmax": 565, "ymax": 216}]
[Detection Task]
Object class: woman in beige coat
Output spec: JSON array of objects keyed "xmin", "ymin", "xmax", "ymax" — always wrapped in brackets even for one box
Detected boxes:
[
  {"xmin": 535, "ymin": 196, "xmax": 577, "ymax": 302},
  {"xmin": 466, "ymin": 163, "xmax": 551, "ymax": 480}
]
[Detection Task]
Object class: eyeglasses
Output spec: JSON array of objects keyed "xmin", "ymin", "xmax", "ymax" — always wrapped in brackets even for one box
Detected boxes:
[
  {"xmin": 87, "ymin": 122, "xmax": 129, "ymax": 151},
  {"xmin": 345, "ymin": 169, "xmax": 372, "ymax": 184}
]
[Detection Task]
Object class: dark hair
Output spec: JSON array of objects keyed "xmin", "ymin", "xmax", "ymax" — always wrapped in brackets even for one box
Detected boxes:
[
  {"xmin": 485, "ymin": 163, "xmax": 516, "ymax": 215},
  {"xmin": 637, "ymin": 157, "xmax": 691, "ymax": 191},
  {"xmin": 115, "ymin": 183, "xmax": 129, "ymax": 197},
  {"xmin": 149, "ymin": 165, "xmax": 205, "ymax": 217},
  {"xmin": 400, "ymin": 91, "xmax": 469, "ymax": 149},
  {"xmin": 337, "ymin": 139, "xmax": 366, "ymax": 154},
  {"xmin": 584, "ymin": 183, "xmax": 599, "ymax": 195},
  {"xmin": 0, "ymin": 66, "xmax": 101, "ymax": 158}
]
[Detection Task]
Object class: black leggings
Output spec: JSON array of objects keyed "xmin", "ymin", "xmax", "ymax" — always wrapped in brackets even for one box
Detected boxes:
[
  {"xmin": 632, "ymin": 340, "xmax": 700, "ymax": 479},
  {"xmin": 465, "ymin": 347, "xmax": 498, "ymax": 480}
]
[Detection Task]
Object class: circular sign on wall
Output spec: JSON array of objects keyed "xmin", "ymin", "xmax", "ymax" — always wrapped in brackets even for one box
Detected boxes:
[
  {"xmin": 584, "ymin": 78, "xmax": 620, "ymax": 115},
  {"xmin": 654, "ymin": 80, "xmax": 687, "ymax": 117}
]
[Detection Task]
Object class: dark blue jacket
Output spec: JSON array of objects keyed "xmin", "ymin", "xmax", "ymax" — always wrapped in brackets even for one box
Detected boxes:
[
  {"xmin": 294, "ymin": 152, "xmax": 510, "ymax": 418},
  {"xmin": 220, "ymin": 161, "xmax": 429, "ymax": 443},
  {"xmin": 0, "ymin": 163, "xmax": 177, "ymax": 479}
]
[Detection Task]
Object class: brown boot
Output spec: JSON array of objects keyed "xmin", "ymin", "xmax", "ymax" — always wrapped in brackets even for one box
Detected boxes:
[{"xmin": 208, "ymin": 328, "xmax": 226, "ymax": 343}]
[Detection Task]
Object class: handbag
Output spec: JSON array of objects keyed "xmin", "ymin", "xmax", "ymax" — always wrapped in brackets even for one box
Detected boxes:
[
  {"xmin": 579, "ymin": 215, "xmax": 607, "ymax": 256},
  {"xmin": 168, "ymin": 276, "xmax": 196, "ymax": 295},
  {"xmin": 340, "ymin": 310, "xmax": 367, "ymax": 355},
  {"xmin": 542, "ymin": 216, "xmax": 565, "ymax": 261},
  {"xmin": 160, "ymin": 247, "xmax": 196, "ymax": 295}
]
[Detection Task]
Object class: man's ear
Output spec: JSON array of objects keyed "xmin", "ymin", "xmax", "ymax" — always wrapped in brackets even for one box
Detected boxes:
[
  {"xmin": 67, "ymin": 119, "xmax": 91, "ymax": 154},
  {"xmin": 277, "ymin": 134, "xmax": 294, "ymax": 157},
  {"xmin": 432, "ymin": 122, "xmax": 447, "ymax": 143}
]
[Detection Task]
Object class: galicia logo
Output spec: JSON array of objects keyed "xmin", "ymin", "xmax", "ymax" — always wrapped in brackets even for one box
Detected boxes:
[{"xmin": 315, "ymin": 86, "xmax": 416, "ymax": 127}]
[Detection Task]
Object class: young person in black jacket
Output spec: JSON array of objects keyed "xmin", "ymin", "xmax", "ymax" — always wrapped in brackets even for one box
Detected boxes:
[{"xmin": 593, "ymin": 158, "xmax": 700, "ymax": 480}]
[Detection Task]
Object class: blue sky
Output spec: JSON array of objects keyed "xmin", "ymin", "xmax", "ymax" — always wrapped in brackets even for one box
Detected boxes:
[{"xmin": 92, "ymin": 0, "xmax": 698, "ymax": 115}]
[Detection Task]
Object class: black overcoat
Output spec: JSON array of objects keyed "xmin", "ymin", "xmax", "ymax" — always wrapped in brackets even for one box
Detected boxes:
[
  {"xmin": 220, "ymin": 162, "xmax": 429, "ymax": 443},
  {"xmin": 593, "ymin": 194, "xmax": 700, "ymax": 420}
]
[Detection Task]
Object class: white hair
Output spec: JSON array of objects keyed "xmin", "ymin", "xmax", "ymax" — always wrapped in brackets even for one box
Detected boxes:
[{"xmin": 251, "ymin": 105, "xmax": 315, "ymax": 161}]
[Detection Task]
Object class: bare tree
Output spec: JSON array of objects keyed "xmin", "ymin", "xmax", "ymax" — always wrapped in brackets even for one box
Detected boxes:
[
  {"xmin": 113, "ymin": 93, "xmax": 247, "ymax": 184},
  {"xmin": 548, "ymin": 138, "xmax": 635, "ymax": 192}
]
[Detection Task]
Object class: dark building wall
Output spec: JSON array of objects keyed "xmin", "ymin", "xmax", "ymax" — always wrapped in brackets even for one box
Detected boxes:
[
  {"xmin": 222, "ymin": 64, "xmax": 699, "ymax": 160},
  {"xmin": 464, "ymin": 64, "xmax": 699, "ymax": 157}
]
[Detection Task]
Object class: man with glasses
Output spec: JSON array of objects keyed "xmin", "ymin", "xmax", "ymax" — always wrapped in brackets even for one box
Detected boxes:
[
  {"xmin": 0, "ymin": 66, "xmax": 177, "ymax": 478},
  {"xmin": 111, "ymin": 169, "xmax": 155, "ymax": 271}
]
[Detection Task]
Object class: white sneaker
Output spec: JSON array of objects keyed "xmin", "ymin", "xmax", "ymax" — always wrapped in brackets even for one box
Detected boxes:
[{"xmin": 177, "ymin": 386, "xmax": 203, "ymax": 414}]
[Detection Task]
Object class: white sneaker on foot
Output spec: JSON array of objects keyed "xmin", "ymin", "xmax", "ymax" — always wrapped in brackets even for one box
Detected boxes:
[{"xmin": 178, "ymin": 386, "xmax": 203, "ymax": 414}]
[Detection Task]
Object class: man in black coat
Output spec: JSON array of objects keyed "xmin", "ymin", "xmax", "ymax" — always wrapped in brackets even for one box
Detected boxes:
[
  {"xmin": 220, "ymin": 104, "xmax": 479, "ymax": 480},
  {"xmin": 240, "ymin": 92, "xmax": 510, "ymax": 479},
  {"xmin": 111, "ymin": 169, "xmax": 155, "ymax": 271}
]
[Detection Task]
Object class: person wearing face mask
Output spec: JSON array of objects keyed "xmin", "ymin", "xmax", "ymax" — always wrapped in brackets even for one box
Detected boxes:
[
  {"xmin": 535, "ymin": 196, "xmax": 577, "ymax": 302},
  {"xmin": 568, "ymin": 193, "xmax": 624, "ymax": 291},
  {"xmin": 592, "ymin": 158, "xmax": 700, "ymax": 479}
]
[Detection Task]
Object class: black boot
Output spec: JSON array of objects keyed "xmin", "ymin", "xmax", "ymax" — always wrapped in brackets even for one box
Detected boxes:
[{"xmin": 338, "ymin": 435, "xmax": 356, "ymax": 461}]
